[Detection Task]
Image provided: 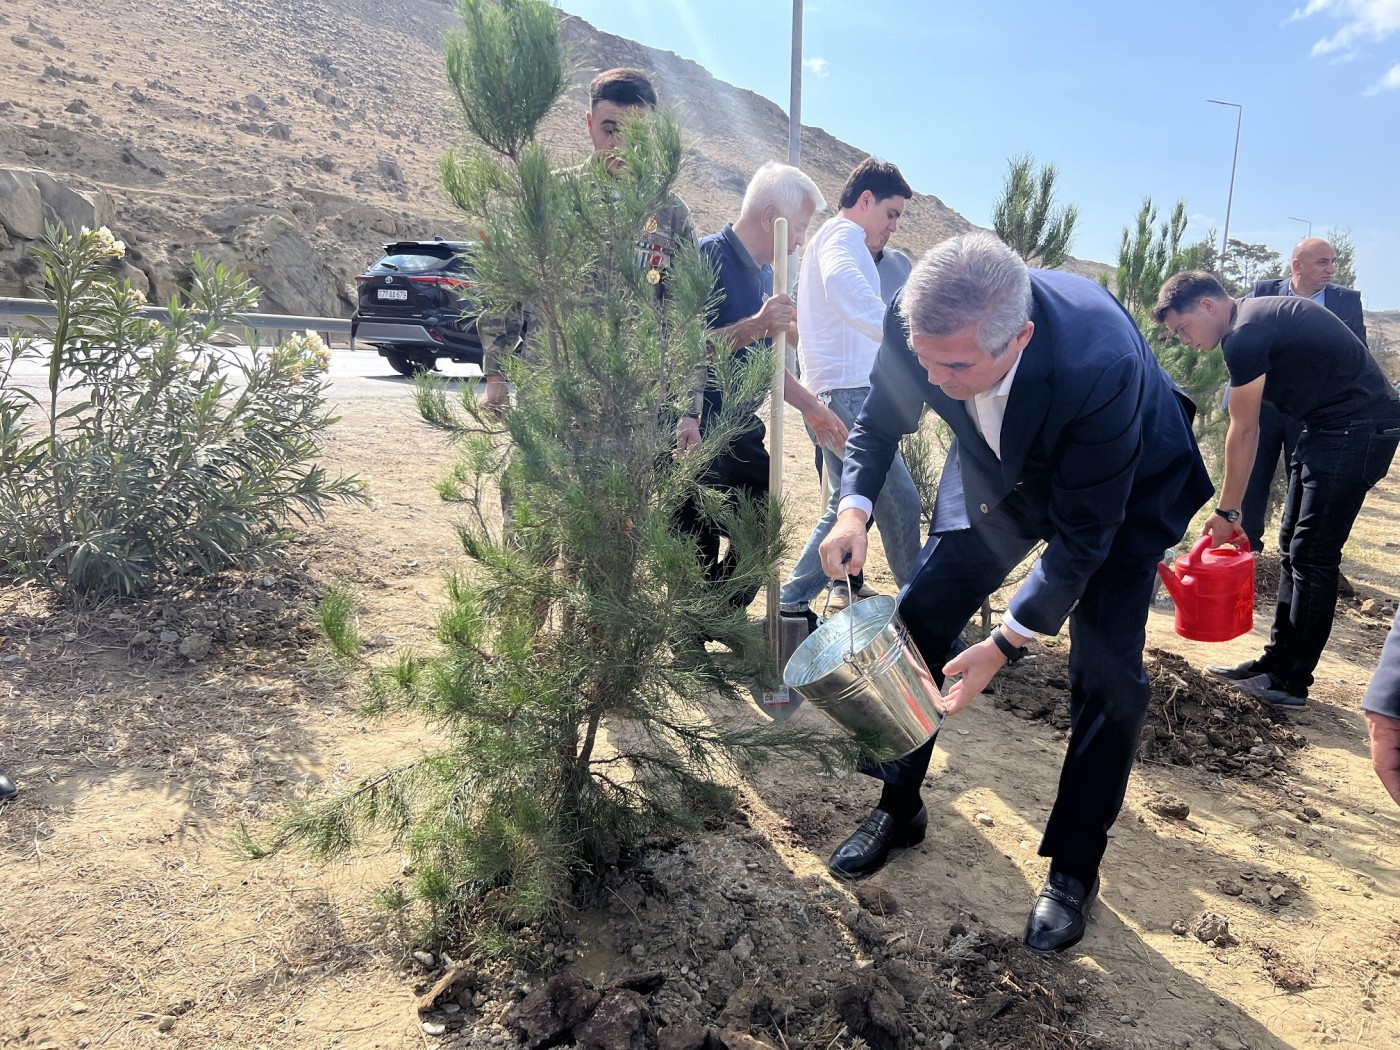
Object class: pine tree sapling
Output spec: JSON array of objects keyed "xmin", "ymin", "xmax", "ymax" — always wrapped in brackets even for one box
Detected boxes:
[
  {"xmin": 274, "ymin": 0, "xmax": 847, "ymax": 941},
  {"xmin": 991, "ymin": 153, "xmax": 1080, "ymax": 269}
]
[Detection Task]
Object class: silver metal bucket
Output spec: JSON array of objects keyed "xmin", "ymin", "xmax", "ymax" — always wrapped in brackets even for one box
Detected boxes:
[{"xmin": 782, "ymin": 596, "xmax": 945, "ymax": 764}]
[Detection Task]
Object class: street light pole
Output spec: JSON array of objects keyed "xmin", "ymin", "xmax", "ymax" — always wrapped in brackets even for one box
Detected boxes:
[
  {"xmin": 788, "ymin": 0, "xmax": 803, "ymax": 167},
  {"xmin": 1288, "ymin": 216, "xmax": 1312, "ymax": 238},
  {"xmin": 1207, "ymin": 99, "xmax": 1242, "ymax": 272}
]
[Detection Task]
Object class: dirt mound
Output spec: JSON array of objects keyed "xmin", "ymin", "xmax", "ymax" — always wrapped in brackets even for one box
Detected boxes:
[
  {"xmin": 1138, "ymin": 649, "xmax": 1306, "ymax": 776},
  {"xmin": 983, "ymin": 646, "xmax": 1307, "ymax": 779},
  {"xmin": 408, "ymin": 827, "xmax": 1123, "ymax": 1050}
]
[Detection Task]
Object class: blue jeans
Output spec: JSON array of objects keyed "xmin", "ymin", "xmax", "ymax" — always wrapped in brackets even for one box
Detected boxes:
[
  {"xmin": 780, "ymin": 386, "xmax": 922, "ymax": 610},
  {"xmin": 1257, "ymin": 417, "xmax": 1400, "ymax": 694}
]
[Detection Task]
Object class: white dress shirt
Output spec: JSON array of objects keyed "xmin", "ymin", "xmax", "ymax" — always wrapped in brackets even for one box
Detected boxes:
[{"xmin": 796, "ymin": 217, "xmax": 887, "ymax": 395}]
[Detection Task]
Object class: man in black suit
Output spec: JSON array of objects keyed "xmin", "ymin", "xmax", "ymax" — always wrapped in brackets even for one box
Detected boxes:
[
  {"xmin": 1241, "ymin": 238, "xmax": 1368, "ymax": 550},
  {"xmin": 819, "ymin": 233, "xmax": 1212, "ymax": 954}
]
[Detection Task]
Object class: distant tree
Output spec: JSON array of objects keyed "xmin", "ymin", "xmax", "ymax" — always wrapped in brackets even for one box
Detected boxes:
[
  {"xmin": 1326, "ymin": 225, "xmax": 1359, "ymax": 288},
  {"xmin": 1222, "ymin": 238, "xmax": 1284, "ymax": 295},
  {"xmin": 991, "ymin": 153, "xmax": 1079, "ymax": 269},
  {"xmin": 1109, "ymin": 196, "xmax": 1228, "ymax": 459}
]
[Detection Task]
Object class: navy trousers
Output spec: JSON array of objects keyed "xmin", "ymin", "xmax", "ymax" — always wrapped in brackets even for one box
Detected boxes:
[{"xmin": 870, "ymin": 523, "xmax": 1158, "ymax": 874}]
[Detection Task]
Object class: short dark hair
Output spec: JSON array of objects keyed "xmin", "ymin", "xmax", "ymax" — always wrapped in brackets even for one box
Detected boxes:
[
  {"xmin": 1150, "ymin": 271, "xmax": 1230, "ymax": 323},
  {"xmin": 589, "ymin": 68, "xmax": 658, "ymax": 110},
  {"xmin": 838, "ymin": 158, "xmax": 913, "ymax": 210}
]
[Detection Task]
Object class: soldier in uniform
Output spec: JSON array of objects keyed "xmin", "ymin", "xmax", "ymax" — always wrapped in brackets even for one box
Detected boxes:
[{"xmin": 477, "ymin": 67, "xmax": 695, "ymax": 415}]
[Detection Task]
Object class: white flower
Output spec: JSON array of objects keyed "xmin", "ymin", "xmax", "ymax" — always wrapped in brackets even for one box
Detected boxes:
[
  {"xmin": 81, "ymin": 225, "xmax": 126, "ymax": 259},
  {"xmin": 129, "ymin": 287, "xmax": 148, "ymax": 307}
]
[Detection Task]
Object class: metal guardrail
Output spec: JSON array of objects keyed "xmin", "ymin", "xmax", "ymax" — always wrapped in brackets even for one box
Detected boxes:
[{"xmin": 0, "ymin": 297, "xmax": 350, "ymax": 345}]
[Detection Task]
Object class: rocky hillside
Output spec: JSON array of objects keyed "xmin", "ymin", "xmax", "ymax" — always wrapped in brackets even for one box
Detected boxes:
[
  {"xmin": 3, "ymin": 0, "xmax": 1392, "ymax": 355},
  {"xmin": 0, "ymin": 0, "xmax": 977, "ymax": 319}
]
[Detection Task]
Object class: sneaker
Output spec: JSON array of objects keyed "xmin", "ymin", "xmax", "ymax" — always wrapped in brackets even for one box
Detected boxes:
[
  {"xmin": 823, "ymin": 582, "xmax": 880, "ymax": 617},
  {"xmin": 1205, "ymin": 659, "xmax": 1262, "ymax": 681},
  {"xmin": 1212, "ymin": 669, "xmax": 1308, "ymax": 707}
]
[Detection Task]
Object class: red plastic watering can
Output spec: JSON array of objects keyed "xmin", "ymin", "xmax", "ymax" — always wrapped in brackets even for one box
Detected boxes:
[{"xmin": 1156, "ymin": 535, "xmax": 1254, "ymax": 642}]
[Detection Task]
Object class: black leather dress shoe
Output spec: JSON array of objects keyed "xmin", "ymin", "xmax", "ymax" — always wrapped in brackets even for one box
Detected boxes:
[
  {"xmin": 827, "ymin": 804, "xmax": 927, "ymax": 880},
  {"xmin": 0, "ymin": 769, "xmax": 16, "ymax": 803},
  {"xmin": 1024, "ymin": 871, "xmax": 1098, "ymax": 954}
]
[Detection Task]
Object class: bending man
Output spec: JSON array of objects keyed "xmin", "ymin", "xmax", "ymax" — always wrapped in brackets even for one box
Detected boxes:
[{"xmin": 820, "ymin": 233, "xmax": 1211, "ymax": 954}]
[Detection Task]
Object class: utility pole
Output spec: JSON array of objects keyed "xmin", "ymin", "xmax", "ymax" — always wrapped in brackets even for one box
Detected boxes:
[
  {"xmin": 1288, "ymin": 216, "xmax": 1312, "ymax": 238},
  {"xmin": 1207, "ymin": 99, "xmax": 1242, "ymax": 271},
  {"xmin": 788, "ymin": 0, "xmax": 802, "ymax": 167}
]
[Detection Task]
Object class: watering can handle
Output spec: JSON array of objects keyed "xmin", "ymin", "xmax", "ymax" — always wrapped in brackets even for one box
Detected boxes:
[{"xmin": 1186, "ymin": 532, "xmax": 1251, "ymax": 565}]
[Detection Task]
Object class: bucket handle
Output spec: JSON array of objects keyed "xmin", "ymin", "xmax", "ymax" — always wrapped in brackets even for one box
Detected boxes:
[{"xmin": 840, "ymin": 553, "xmax": 856, "ymax": 663}]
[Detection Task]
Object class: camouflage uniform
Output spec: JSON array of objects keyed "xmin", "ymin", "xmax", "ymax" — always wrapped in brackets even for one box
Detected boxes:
[{"xmin": 478, "ymin": 166, "xmax": 696, "ymax": 378}]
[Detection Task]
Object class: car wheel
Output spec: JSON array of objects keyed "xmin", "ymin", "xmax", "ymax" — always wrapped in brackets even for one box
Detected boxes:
[{"xmin": 385, "ymin": 352, "xmax": 435, "ymax": 377}]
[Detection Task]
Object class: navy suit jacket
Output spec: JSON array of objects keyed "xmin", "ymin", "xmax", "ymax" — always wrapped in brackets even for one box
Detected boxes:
[
  {"xmin": 842, "ymin": 269, "xmax": 1213, "ymax": 636},
  {"xmin": 1249, "ymin": 278, "xmax": 1367, "ymax": 345}
]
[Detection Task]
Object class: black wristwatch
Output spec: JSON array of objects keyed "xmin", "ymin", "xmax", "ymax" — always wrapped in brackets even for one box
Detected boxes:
[
  {"xmin": 1213, "ymin": 507, "xmax": 1241, "ymax": 523},
  {"xmin": 990, "ymin": 626, "xmax": 1030, "ymax": 665}
]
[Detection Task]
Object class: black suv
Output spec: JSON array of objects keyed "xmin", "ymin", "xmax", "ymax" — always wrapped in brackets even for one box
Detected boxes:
[{"xmin": 351, "ymin": 240, "xmax": 484, "ymax": 376}]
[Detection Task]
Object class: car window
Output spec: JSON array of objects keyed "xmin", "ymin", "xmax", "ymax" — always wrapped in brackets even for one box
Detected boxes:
[{"xmin": 372, "ymin": 251, "xmax": 459, "ymax": 274}]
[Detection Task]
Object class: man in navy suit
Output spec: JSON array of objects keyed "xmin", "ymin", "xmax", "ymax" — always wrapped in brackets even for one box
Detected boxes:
[
  {"xmin": 819, "ymin": 232, "xmax": 1212, "ymax": 954},
  {"xmin": 1241, "ymin": 239, "xmax": 1367, "ymax": 550}
]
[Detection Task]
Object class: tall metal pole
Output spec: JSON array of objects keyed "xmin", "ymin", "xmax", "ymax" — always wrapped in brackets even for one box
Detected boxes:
[
  {"xmin": 1207, "ymin": 99, "xmax": 1242, "ymax": 271},
  {"xmin": 1288, "ymin": 216, "xmax": 1312, "ymax": 238},
  {"xmin": 788, "ymin": 0, "xmax": 803, "ymax": 168}
]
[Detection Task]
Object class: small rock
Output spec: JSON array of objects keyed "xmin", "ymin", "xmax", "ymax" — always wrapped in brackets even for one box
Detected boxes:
[
  {"xmin": 178, "ymin": 633, "xmax": 212, "ymax": 660},
  {"xmin": 66, "ymin": 99, "xmax": 89, "ymax": 114},
  {"xmin": 156, "ymin": 1015, "xmax": 176, "ymax": 1032},
  {"xmin": 1171, "ymin": 919, "xmax": 1188, "ymax": 936},
  {"xmin": 159, "ymin": 630, "xmax": 179, "ymax": 644},
  {"xmin": 939, "ymin": 1035, "xmax": 955, "ymax": 1050},
  {"xmin": 413, "ymin": 950, "xmax": 436, "ymax": 967},
  {"xmin": 1217, "ymin": 880, "xmax": 1243, "ymax": 897},
  {"xmin": 730, "ymin": 933, "xmax": 754, "ymax": 963},
  {"xmin": 71, "ymin": 1003, "xmax": 89, "ymax": 1014},
  {"xmin": 1146, "ymin": 793, "xmax": 1191, "ymax": 820},
  {"xmin": 976, "ymin": 813, "xmax": 995, "ymax": 827},
  {"xmin": 422, "ymin": 1021, "xmax": 447, "ymax": 1036},
  {"xmin": 1268, "ymin": 884, "xmax": 1288, "ymax": 902},
  {"xmin": 1192, "ymin": 912, "xmax": 1234, "ymax": 946}
]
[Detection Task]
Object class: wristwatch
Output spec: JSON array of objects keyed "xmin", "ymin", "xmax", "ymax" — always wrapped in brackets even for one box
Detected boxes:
[
  {"xmin": 1213, "ymin": 507, "xmax": 1241, "ymax": 523},
  {"xmin": 990, "ymin": 626, "xmax": 1029, "ymax": 665}
]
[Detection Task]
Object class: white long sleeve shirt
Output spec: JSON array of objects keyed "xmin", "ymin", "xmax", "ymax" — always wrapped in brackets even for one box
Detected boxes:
[{"xmin": 796, "ymin": 216, "xmax": 887, "ymax": 395}]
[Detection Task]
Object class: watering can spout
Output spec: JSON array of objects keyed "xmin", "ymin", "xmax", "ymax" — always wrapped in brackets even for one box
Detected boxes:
[{"xmin": 1156, "ymin": 559, "xmax": 1189, "ymax": 610}]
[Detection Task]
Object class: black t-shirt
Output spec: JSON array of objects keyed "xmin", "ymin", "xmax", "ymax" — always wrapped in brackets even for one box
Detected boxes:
[{"xmin": 1222, "ymin": 296, "xmax": 1399, "ymax": 428}]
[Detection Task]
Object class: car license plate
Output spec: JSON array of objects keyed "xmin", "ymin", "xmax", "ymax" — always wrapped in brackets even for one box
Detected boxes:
[{"xmin": 377, "ymin": 288, "xmax": 408, "ymax": 301}]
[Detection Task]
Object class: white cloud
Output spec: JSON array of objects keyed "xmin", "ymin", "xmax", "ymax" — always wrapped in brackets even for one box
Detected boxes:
[
  {"xmin": 1364, "ymin": 60, "xmax": 1400, "ymax": 91},
  {"xmin": 1288, "ymin": 0, "xmax": 1400, "ymax": 55},
  {"xmin": 803, "ymin": 57, "xmax": 829, "ymax": 79}
]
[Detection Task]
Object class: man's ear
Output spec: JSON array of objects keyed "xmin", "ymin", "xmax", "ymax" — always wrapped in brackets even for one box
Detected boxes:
[
  {"xmin": 762, "ymin": 203, "xmax": 778, "ymax": 229},
  {"xmin": 585, "ymin": 111, "xmax": 594, "ymax": 133},
  {"xmin": 1009, "ymin": 320, "xmax": 1035, "ymax": 355}
]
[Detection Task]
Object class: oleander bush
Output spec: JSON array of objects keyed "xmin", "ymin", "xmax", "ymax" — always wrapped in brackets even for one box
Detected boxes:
[{"xmin": 0, "ymin": 225, "xmax": 367, "ymax": 599}]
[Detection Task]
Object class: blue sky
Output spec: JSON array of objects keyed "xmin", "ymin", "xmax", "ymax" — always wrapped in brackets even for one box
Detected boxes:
[{"xmin": 559, "ymin": 1, "xmax": 1400, "ymax": 310}]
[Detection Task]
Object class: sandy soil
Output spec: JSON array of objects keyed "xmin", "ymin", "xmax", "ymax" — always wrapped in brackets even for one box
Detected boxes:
[{"xmin": 3, "ymin": 388, "xmax": 1400, "ymax": 1050}]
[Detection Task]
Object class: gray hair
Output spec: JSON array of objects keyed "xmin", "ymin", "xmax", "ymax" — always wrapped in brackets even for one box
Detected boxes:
[
  {"xmin": 739, "ymin": 161, "xmax": 826, "ymax": 220},
  {"xmin": 900, "ymin": 232, "xmax": 1032, "ymax": 358}
]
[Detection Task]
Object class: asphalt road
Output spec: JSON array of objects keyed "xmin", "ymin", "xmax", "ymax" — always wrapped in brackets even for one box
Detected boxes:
[{"xmin": 2, "ymin": 343, "xmax": 489, "ymax": 405}]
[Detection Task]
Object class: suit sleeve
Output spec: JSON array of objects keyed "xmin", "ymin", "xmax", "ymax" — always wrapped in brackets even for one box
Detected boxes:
[
  {"xmin": 1338, "ymin": 288, "xmax": 1368, "ymax": 345},
  {"xmin": 1006, "ymin": 352, "xmax": 1147, "ymax": 634},
  {"xmin": 839, "ymin": 302, "xmax": 927, "ymax": 504}
]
